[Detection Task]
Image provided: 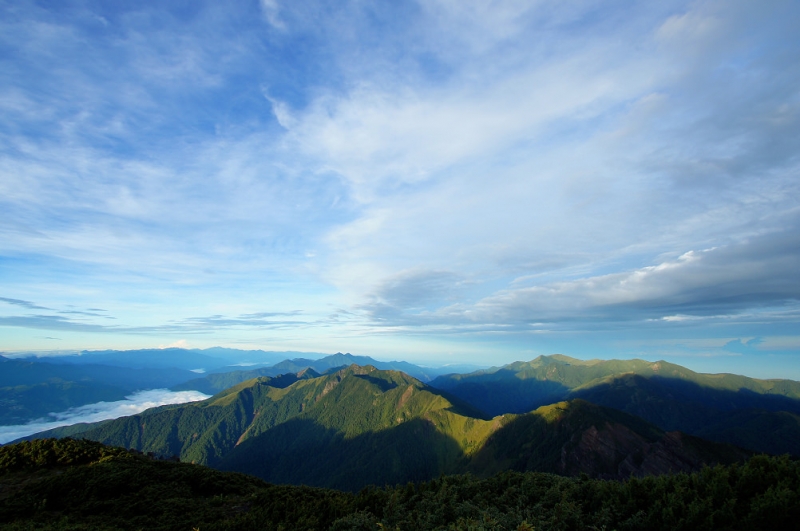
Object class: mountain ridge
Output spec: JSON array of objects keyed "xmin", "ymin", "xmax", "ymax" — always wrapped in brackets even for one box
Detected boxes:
[
  {"xmin": 430, "ymin": 355, "xmax": 800, "ymax": 456},
  {"xmin": 19, "ymin": 363, "xmax": 751, "ymax": 490}
]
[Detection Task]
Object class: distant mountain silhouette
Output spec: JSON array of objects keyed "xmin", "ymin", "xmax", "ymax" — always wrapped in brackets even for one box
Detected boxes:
[
  {"xmin": 173, "ymin": 352, "xmax": 439, "ymax": 393},
  {"xmin": 0, "ymin": 355, "xmax": 195, "ymax": 425}
]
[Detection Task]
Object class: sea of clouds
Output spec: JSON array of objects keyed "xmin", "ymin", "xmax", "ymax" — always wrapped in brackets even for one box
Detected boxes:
[{"xmin": 0, "ymin": 389, "xmax": 210, "ymax": 444}]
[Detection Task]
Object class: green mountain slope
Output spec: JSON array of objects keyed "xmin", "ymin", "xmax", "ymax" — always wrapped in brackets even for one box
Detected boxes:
[
  {"xmin": 39, "ymin": 366, "xmax": 490, "ymax": 472},
  {"xmin": 30, "ymin": 371, "xmax": 335, "ymax": 466},
  {"xmin": 469, "ymin": 399, "xmax": 749, "ymax": 479},
  {"xmin": 431, "ymin": 355, "xmax": 800, "ymax": 456},
  {"xmin": 21, "ymin": 365, "xmax": 750, "ymax": 491},
  {"xmin": 218, "ymin": 366, "xmax": 495, "ymax": 489}
]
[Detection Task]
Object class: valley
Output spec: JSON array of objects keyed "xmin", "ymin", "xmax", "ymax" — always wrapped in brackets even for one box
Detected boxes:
[
  {"xmin": 3, "ymin": 349, "xmax": 800, "ymax": 528},
  {"xmin": 10, "ymin": 351, "xmax": 797, "ymax": 490}
]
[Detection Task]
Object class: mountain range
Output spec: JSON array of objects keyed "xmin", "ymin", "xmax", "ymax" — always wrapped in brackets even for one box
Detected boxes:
[
  {"xmin": 171, "ymin": 352, "xmax": 442, "ymax": 394},
  {"xmin": 6, "ymin": 351, "xmax": 800, "ymax": 492},
  {"xmin": 0, "ymin": 350, "xmax": 445, "ymax": 426},
  {"xmin": 24, "ymin": 363, "xmax": 751, "ymax": 490},
  {"xmin": 431, "ymin": 354, "xmax": 800, "ymax": 456}
]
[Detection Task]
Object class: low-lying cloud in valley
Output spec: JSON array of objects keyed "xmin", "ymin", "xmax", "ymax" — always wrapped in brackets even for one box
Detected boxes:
[{"xmin": 0, "ymin": 389, "xmax": 210, "ymax": 445}]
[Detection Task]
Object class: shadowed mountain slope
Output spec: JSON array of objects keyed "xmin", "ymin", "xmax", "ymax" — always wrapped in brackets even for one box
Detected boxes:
[
  {"xmin": 217, "ymin": 366, "xmax": 493, "ymax": 489},
  {"xmin": 19, "ymin": 365, "xmax": 750, "ymax": 490},
  {"xmin": 431, "ymin": 355, "xmax": 800, "ymax": 456},
  {"xmin": 469, "ymin": 399, "xmax": 749, "ymax": 480}
]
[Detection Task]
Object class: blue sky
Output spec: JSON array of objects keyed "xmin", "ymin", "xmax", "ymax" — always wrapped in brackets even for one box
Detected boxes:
[{"xmin": 1, "ymin": 0, "xmax": 799, "ymax": 378}]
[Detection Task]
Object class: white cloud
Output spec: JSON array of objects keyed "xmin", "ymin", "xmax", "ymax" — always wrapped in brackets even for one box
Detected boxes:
[
  {"xmin": 0, "ymin": 389, "xmax": 210, "ymax": 445},
  {"xmin": 160, "ymin": 339, "xmax": 189, "ymax": 349},
  {"xmin": 472, "ymin": 229, "xmax": 800, "ymax": 322},
  {"xmin": 278, "ymin": 37, "xmax": 654, "ymax": 203},
  {"xmin": 260, "ymin": 0, "xmax": 285, "ymax": 30},
  {"xmin": 0, "ymin": 0, "xmax": 798, "ymax": 372},
  {"xmin": 349, "ymin": 227, "xmax": 800, "ymax": 332}
]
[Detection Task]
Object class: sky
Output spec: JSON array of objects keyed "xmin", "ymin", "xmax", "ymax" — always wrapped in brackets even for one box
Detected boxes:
[{"xmin": 1, "ymin": 0, "xmax": 799, "ymax": 379}]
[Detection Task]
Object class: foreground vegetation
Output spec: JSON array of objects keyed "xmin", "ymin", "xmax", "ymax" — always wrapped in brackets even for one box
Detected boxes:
[{"xmin": 1, "ymin": 438, "xmax": 798, "ymax": 530}]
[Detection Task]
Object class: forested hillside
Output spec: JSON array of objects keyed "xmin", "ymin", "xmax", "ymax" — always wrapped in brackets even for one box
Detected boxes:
[{"xmin": 0, "ymin": 438, "xmax": 797, "ymax": 530}]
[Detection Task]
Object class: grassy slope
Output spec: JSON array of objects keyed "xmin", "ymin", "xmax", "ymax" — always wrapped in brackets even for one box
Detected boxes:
[
  {"xmin": 468, "ymin": 399, "xmax": 749, "ymax": 480},
  {"xmin": 30, "ymin": 366, "xmax": 478, "ymax": 470},
  {"xmin": 218, "ymin": 367, "xmax": 497, "ymax": 489},
  {"xmin": 25, "ymin": 364, "xmax": 750, "ymax": 491},
  {"xmin": 431, "ymin": 355, "xmax": 800, "ymax": 456}
]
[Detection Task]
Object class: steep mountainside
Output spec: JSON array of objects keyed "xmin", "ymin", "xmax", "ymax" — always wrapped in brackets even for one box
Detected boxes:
[
  {"xmin": 469, "ymin": 399, "xmax": 748, "ymax": 479},
  {"xmin": 22, "ymin": 365, "xmax": 748, "ymax": 490},
  {"xmin": 28, "ymin": 370, "xmax": 349, "ymax": 466},
  {"xmin": 217, "ymin": 366, "xmax": 494, "ymax": 489},
  {"xmin": 431, "ymin": 355, "xmax": 800, "ymax": 456}
]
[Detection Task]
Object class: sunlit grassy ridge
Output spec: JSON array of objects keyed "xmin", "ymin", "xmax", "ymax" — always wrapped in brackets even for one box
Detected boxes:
[
  {"xmin": 431, "ymin": 355, "xmax": 800, "ymax": 456},
  {"xmin": 28, "ymin": 365, "xmax": 492, "ymax": 475},
  {"xmin": 21, "ymin": 364, "xmax": 751, "ymax": 491},
  {"xmin": 217, "ymin": 366, "xmax": 502, "ymax": 488}
]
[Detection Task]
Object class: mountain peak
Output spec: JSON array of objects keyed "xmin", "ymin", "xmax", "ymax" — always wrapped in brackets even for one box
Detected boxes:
[
  {"xmin": 296, "ymin": 367, "xmax": 320, "ymax": 378},
  {"xmin": 336, "ymin": 363, "xmax": 378, "ymax": 376}
]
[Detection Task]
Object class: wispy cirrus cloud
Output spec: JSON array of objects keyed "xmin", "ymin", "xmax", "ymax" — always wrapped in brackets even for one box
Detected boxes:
[
  {"xmin": 0, "ymin": 297, "xmax": 51, "ymax": 311},
  {"xmin": 0, "ymin": 299, "xmax": 315, "ymax": 336},
  {"xmin": 0, "ymin": 0, "xmax": 799, "ymax": 375}
]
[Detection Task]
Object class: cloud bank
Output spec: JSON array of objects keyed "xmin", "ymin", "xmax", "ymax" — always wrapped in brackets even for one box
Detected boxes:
[{"xmin": 0, "ymin": 389, "xmax": 210, "ymax": 444}]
